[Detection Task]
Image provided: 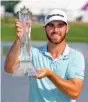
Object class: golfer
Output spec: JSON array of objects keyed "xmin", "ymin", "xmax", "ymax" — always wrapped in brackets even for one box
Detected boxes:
[{"xmin": 5, "ymin": 9, "xmax": 85, "ymax": 102}]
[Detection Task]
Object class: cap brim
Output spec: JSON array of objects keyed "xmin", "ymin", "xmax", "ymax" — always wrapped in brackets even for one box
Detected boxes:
[{"xmin": 45, "ymin": 16, "xmax": 67, "ymax": 26}]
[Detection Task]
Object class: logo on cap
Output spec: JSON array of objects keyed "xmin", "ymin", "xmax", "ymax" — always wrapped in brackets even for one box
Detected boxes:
[{"xmin": 47, "ymin": 14, "xmax": 64, "ymax": 19}]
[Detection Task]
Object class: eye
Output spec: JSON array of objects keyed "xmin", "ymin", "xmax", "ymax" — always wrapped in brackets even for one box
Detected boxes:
[
  {"xmin": 47, "ymin": 23, "xmax": 54, "ymax": 28},
  {"xmin": 57, "ymin": 23, "xmax": 65, "ymax": 27}
]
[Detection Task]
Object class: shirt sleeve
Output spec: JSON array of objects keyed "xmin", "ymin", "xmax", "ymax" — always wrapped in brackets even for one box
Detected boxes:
[{"xmin": 66, "ymin": 51, "xmax": 85, "ymax": 80}]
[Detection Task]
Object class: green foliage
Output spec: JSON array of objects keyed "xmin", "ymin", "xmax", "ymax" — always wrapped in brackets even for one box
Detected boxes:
[
  {"xmin": 66, "ymin": 22, "xmax": 88, "ymax": 42},
  {"xmin": 1, "ymin": 1, "xmax": 20, "ymax": 13},
  {"xmin": 1, "ymin": 18, "xmax": 88, "ymax": 42}
]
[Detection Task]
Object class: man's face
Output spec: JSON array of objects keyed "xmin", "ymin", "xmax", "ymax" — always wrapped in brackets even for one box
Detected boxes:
[{"xmin": 45, "ymin": 20, "xmax": 68, "ymax": 44}]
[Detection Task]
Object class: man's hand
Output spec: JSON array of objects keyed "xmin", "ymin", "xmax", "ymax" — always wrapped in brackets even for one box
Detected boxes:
[
  {"xmin": 15, "ymin": 19, "xmax": 24, "ymax": 40},
  {"xmin": 34, "ymin": 67, "xmax": 83, "ymax": 99},
  {"xmin": 15, "ymin": 19, "xmax": 31, "ymax": 40},
  {"xmin": 35, "ymin": 68, "xmax": 52, "ymax": 79}
]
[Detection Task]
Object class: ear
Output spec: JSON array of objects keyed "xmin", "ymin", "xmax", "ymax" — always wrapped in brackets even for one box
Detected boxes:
[{"xmin": 66, "ymin": 25, "xmax": 69, "ymax": 33}]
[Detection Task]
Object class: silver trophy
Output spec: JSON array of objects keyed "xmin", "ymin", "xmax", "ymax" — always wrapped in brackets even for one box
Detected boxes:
[{"xmin": 14, "ymin": 6, "xmax": 38, "ymax": 76}]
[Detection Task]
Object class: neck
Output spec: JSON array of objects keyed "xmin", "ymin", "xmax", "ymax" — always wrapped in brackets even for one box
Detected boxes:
[{"xmin": 47, "ymin": 40, "xmax": 66, "ymax": 58}]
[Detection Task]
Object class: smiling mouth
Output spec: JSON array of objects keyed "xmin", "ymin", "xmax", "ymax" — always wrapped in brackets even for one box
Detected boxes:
[{"xmin": 52, "ymin": 33, "xmax": 61, "ymax": 37}]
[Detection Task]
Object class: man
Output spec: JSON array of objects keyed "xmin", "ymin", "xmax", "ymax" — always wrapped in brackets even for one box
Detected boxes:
[{"xmin": 5, "ymin": 9, "xmax": 85, "ymax": 102}]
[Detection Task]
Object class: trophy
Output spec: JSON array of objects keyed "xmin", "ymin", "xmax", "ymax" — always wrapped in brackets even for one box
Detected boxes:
[{"xmin": 14, "ymin": 6, "xmax": 38, "ymax": 76}]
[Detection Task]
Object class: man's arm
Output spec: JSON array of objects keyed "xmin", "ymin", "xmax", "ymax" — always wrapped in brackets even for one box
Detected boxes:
[
  {"xmin": 4, "ymin": 19, "xmax": 24, "ymax": 73},
  {"xmin": 36, "ymin": 68, "xmax": 83, "ymax": 99},
  {"xmin": 4, "ymin": 39, "xmax": 20, "ymax": 73},
  {"xmin": 36, "ymin": 51, "xmax": 85, "ymax": 99},
  {"xmin": 48, "ymin": 71, "xmax": 83, "ymax": 99}
]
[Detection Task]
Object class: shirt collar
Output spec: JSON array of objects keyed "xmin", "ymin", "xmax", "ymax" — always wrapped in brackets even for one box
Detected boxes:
[
  {"xmin": 62, "ymin": 44, "xmax": 70, "ymax": 56},
  {"xmin": 61, "ymin": 44, "xmax": 70, "ymax": 59},
  {"xmin": 39, "ymin": 44, "xmax": 70, "ymax": 60}
]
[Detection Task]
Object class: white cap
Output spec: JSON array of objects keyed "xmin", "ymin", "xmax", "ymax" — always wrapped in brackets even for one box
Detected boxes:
[{"xmin": 44, "ymin": 9, "xmax": 67, "ymax": 26}]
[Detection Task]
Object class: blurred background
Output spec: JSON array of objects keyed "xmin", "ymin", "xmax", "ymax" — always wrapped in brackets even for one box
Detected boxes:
[{"xmin": 1, "ymin": 0, "xmax": 88, "ymax": 102}]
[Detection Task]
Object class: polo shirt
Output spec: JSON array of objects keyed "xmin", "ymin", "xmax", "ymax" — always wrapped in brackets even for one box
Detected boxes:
[{"xmin": 17, "ymin": 44, "xmax": 85, "ymax": 102}]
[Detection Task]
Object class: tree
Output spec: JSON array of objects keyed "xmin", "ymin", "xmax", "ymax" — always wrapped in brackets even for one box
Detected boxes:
[{"xmin": 1, "ymin": 1, "xmax": 20, "ymax": 13}]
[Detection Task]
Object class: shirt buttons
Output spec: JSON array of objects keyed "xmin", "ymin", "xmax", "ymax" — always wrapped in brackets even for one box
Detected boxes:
[{"xmin": 50, "ymin": 61, "xmax": 57, "ymax": 70}]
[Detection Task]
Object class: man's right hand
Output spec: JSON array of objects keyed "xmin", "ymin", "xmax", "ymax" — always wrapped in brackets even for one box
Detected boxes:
[
  {"xmin": 4, "ymin": 19, "xmax": 23, "ymax": 73},
  {"xmin": 15, "ymin": 19, "xmax": 31, "ymax": 40},
  {"xmin": 15, "ymin": 19, "xmax": 24, "ymax": 40}
]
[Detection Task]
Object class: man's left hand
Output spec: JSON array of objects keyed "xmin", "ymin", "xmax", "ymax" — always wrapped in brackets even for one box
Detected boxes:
[{"xmin": 35, "ymin": 68, "xmax": 52, "ymax": 79}]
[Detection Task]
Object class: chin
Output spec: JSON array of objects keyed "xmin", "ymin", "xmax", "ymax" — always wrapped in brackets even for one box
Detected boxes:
[
  {"xmin": 47, "ymin": 34, "xmax": 66, "ymax": 44},
  {"xmin": 51, "ymin": 38, "xmax": 65, "ymax": 44},
  {"xmin": 51, "ymin": 40, "xmax": 62, "ymax": 44}
]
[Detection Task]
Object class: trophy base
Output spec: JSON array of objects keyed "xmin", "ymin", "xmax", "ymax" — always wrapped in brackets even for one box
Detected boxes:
[{"xmin": 14, "ymin": 60, "xmax": 38, "ymax": 76}]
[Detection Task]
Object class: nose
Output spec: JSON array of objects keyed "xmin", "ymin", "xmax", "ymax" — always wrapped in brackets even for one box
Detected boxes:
[{"xmin": 54, "ymin": 27, "xmax": 58, "ymax": 33}]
